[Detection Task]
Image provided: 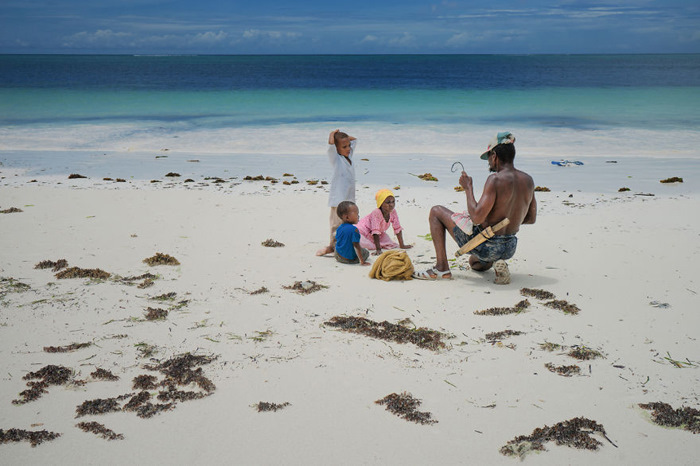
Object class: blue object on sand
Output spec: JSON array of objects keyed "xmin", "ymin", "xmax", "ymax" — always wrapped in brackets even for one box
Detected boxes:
[{"xmin": 551, "ymin": 160, "xmax": 584, "ymax": 166}]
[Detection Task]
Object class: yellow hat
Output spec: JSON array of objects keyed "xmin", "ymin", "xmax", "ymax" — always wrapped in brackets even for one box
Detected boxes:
[{"xmin": 375, "ymin": 189, "xmax": 394, "ymax": 208}]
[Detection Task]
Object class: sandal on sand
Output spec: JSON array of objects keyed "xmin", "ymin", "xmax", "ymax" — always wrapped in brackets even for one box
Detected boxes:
[
  {"xmin": 412, "ymin": 268, "xmax": 452, "ymax": 280},
  {"xmin": 493, "ymin": 260, "xmax": 511, "ymax": 285}
]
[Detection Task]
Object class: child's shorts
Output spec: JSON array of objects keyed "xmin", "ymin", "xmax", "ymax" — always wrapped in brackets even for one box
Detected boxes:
[
  {"xmin": 453, "ymin": 225, "xmax": 517, "ymax": 264},
  {"xmin": 334, "ymin": 248, "xmax": 370, "ymax": 264}
]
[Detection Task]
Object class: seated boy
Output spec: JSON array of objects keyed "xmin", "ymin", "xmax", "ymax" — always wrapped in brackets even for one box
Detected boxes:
[{"xmin": 334, "ymin": 201, "xmax": 370, "ymax": 266}]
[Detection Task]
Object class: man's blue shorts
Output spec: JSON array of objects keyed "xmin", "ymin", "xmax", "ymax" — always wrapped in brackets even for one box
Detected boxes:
[{"xmin": 453, "ymin": 225, "xmax": 517, "ymax": 264}]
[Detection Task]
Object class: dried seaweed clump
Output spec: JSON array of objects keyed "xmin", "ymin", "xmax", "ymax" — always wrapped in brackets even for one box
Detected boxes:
[
  {"xmin": 261, "ymin": 239, "xmax": 285, "ymax": 247},
  {"xmin": 638, "ymin": 402, "xmax": 700, "ymax": 434},
  {"xmin": 249, "ymin": 286, "xmax": 269, "ymax": 295},
  {"xmin": 255, "ymin": 401, "xmax": 291, "ymax": 412},
  {"xmin": 534, "ymin": 186, "xmax": 551, "ymax": 192},
  {"xmin": 520, "ymin": 287, "xmax": 556, "ymax": 300},
  {"xmin": 122, "ymin": 391, "xmax": 174, "ymax": 419},
  {"xmin": 144, "ymin": 307, "xmax": 168, "ymax": 321},
  {"xmin": 500, "ymin": 417, "xmax": 612, "ymax": 458},
  {"xmin": 539, "ymin": 341, "xmax": 564, "ymax": 352},
  {"xmin": 544, "ymin": 299, "xmax": 580, "ymax": 315},
  {"xmin": 34, "ymin": 259, "xmax": 69, "ymax": 271},
  {"xmin": 284, "ymin": 280, "xmax": 328, "ymax": 295},
  {"xmin": 158, "ymin": 386, "xmax": 209, "ymax": 403},
  {"xmin": 474, "ymin": 299, "xmax": 530, "ymax": 316},
  {"xmin": 55, "ymin": 267, "xmax": 111, "ymax": 280},
  {"xmin": 324, "ymin": 316, "xmax": 448, "ymax": 351},
  {"xmin": 13, "ymin": 365, "xmax": 75, "ymax": 405},
  {"xmin": 143, "ymin": 253, "xmax": 180, "ymax": 266},
  {"xmin": 0, "ymin": 207, "xmax": 23, "ymax": 213},
  {"xmin": 660, "ymin": 177, "xmax": 683, "ymax": 183},
  {"xmin": 485, "ymin": 330, "xmax": 523, "ymax": 342},
  {"xmin": 75, "ymin": 396, "xmax": 125, "ymax": 418},
  {"xmin": 132, "ymin": 374, "xmax": 159, "ymax": 390},
  {"xmin": 44, "ymin": 342, "xmax": 92, "ymax": 353},
  {"xmin": 68, "ymin": 173, "xmax": 87, "ymax": 179},
  {"xmin": 545, "ymin": 363, "xmax": 581, "ymax": 377},
  {"xmin": 375, "ymin": 392, "xmax": 437, "ymax": 425},
  {"xmin": 417, "ymin": 173, "xmax": 438, "ymax": 181},
  {"xmin": 76, "ymin": 421, "xmax": 124, "ymax": 441},
  {"xmin": 568, "ymin": 345, "xmax": 604, "ymax": 360},
  {"xmin": 145, "ymin": 353, "xmax": 217, "ymax": 393},
  {"xmin": 0, "ymin": 428, "xmax": 61, "ymax": 447},
  {"xmin": 151, "ymin": 292, "xmax": 176, "ymax": 301},
  {"xmin": 119, "ymin": 273, "xmax": 157, "ymax": 288},
  {"xmin": 91, "ymin": 368, "xmax": 119, "ymax": 381}
]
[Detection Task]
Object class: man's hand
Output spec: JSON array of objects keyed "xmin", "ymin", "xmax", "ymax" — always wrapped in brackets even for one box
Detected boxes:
[{"xmin": 459, "ymin": 171, "xmax": 473, "ymax": 191}]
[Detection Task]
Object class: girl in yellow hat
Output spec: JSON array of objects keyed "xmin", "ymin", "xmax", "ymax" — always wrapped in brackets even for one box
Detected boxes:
[{"xmin": 356, "ymin": 189, "xmax": 412, "ymax": 255}]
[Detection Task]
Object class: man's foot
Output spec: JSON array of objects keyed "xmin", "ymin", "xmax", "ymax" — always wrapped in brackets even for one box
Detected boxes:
[
  {"xmin": 412, "ymin": 268, "xmax": 452, "ymax": 280},
  {"xmin": 493, "ymin": 260, "xmax": 511, "ymax": 284},
  {"xmin": 316, "ymin": 246, "xmax": 334, "ymax": 256}
]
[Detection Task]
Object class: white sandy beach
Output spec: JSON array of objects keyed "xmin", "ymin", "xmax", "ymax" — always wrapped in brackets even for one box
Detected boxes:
[{"xmin": 1, "ymin": 158, "xmax": 699, "ymax": 465}]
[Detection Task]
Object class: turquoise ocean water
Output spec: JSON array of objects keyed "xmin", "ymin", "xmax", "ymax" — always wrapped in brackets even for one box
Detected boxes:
[{"xmin": 1, "ymin": 54, "xmax": 699, "ymax": 190}]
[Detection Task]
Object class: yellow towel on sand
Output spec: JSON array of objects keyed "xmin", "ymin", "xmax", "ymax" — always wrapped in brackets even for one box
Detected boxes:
[{"xmin": 369, "ymin": 249, "xmax": 414, "ymax": 281}]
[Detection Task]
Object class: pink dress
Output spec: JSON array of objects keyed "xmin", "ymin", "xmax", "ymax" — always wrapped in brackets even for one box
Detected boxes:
[{"xmin": 357, "ymin": 208, "xmax": 403, "ymax": 250}]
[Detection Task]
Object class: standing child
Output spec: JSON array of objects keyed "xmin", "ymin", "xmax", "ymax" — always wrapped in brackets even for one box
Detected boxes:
[
  {"xmin": 316, "ymin": 129, "xmax": 357, "ymax": 256},
  {"xmin": 334, "ymin": 201, "xmax": 370, "ymax": 266},
  {"xmin": 357, "ymin": 189, "xmax": 413, "ymax": 256}
]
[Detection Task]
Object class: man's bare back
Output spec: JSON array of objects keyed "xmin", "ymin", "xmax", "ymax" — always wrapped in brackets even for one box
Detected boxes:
[{"xmin": 478, "ymin": 167, "xmax": 537, "ymax": 235}]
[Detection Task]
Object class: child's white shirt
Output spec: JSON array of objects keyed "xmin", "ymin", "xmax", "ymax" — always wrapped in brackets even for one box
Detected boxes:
[{"xmin": 327, "ymin": 140, "xmax": 356, "ymax": 207}]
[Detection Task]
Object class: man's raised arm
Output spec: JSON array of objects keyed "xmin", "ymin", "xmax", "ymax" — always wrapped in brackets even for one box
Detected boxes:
[{"xmin": 460, "ymin": 171, "xmax": 496, "ymax": 225}]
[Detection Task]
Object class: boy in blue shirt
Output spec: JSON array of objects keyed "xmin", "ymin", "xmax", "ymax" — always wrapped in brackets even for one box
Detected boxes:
[{"xmin": 334, "ymin": 201, "xmax": 370, "ymax": 266}]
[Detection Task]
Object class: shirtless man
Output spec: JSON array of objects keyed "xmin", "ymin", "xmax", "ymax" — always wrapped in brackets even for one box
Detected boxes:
[{"xmin": 413, "ymin": 132, "xmax": 536, "ymax": 284}]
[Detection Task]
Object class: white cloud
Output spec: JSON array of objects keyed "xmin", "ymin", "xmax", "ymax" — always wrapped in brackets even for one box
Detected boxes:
[
  {"xmin": 192, "ymin": 30, "xmax": 227, "ymax": 44},
  {"xmin": 358, "ymin": 32, "xmax": 416, "ymax": 48},
  {"xmin": 241, "ymin": 29, "xmax": 301, "ymax": 41},
  {"xmin": 388, "ymin": 32, "xmax": 415, "ymax": 47},
  {"xmin": 62, "ymin": 29, "xmax": 133, "ymax": 47}
]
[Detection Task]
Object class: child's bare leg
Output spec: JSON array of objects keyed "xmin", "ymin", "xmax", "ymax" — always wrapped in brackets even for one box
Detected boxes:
[{"xmin": 316, "ymin": 207, "xmax": 339, "ymax": 256}]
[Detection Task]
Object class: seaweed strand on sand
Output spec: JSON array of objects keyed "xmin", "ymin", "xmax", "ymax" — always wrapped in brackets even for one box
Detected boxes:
[
  {"xmin": 520, "ymin": 287, "xmax": 556, "ymax": 300},
  {"xmin": 76, "ymin": 421, "xmax": 124, "ymax": 440},
  {"xmin": 638, "ymin": 402, "xmax": 700, "ymax": 434},
  {"xmin": 375, "ymin": 392, "xmax": 437, "ymax": 425},
  {"xmin": 55, "ymin": 267, "xmax": 110, "ymax": 280},
  {"xmin": 324, "ymin": 315, "xmax": 449, "ymax": 351},
  {"xmin": 474, "ymin": 299, "xmax": 530, "ymax": 316},
  {"xmin": 12, "ymin": 365, "xmax": 76, "ymax": 405},
  {"xmin": 34, "ymin": 259, "xmax": 69, "ymax": 271},
  {"xmin": 500, "ymin": 417, "xmax": 615, "ymax": 458},
  {"xmin": 143, "ymin": 253, "xmax": 180, "ymax": 266},
  {"xmin": 545, "ymin": 362, "xmax": 581, "ymax": 377},
  {"xmin": 43, "ymin": 342, "xmax": 92, "ymax": 353},
  {"xmin": 0, "ymin": 428, "xmax": 61, "ymax": 447},
  {"xmin": 255, "ymin": 401, "xmax": 291, "ymax": 412},
  {"xmin": 284, "ymin": 280, "xmax": 327, "ymax": 295}
]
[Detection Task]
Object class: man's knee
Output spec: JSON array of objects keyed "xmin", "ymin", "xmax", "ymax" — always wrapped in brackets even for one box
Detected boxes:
[{"xmin": 429, "ymin": 205, "xmax": 447, "ymax": 222}]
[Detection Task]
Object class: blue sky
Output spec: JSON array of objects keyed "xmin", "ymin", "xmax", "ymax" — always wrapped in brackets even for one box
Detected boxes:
[{"xmin": 1, "ymin": 1, "xmax": 698, "ymax": 54}]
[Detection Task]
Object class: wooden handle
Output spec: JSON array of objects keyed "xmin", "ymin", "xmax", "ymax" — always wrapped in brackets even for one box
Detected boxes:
[{"xmin": 455, "ymin": 218, "xmax": 510, "ymax": 257}]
